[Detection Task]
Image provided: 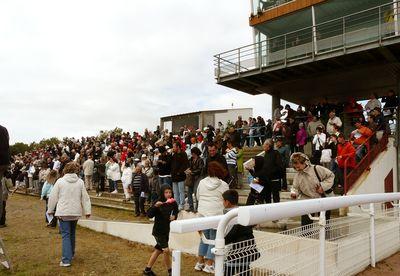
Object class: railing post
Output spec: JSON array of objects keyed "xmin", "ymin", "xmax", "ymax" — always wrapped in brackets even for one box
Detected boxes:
[
  {"xmin": 394, "ymin": 0, "xmax": 399, "ymax": 36},
  {"xmin": 238, "ymin": 48, "xmax": 241, "ymax": 76},
  {"xmin": 342, "ymin": 17, "xmax": 346, "ymax": 53},
  {"xmin": 344, "ymin": 158, "xmax": 348, "ymax": 194},
  {"xmin": 369, "ymin": 203, "xmax": 376, "ymax": 268},
  {"xmin": 379, "ymin": 6, "xmax": 382, "ymax": 44},
  {"xmin": 214, "ymin": 208, "xmax": 239, "ymax": 276},
  {"xmin": 258, "ymin": 41, "xmax": 263, "ymax": 71},
  {"xmin": 172, "ymin": 250, "xmax": 181, "ymax": 276},
  {"xmin": 217, "ymin": 54, "xmax": 221, "ymax": 82},
  {"xmin": 284, "ymin": 34, "xmax": 287, "ymax": 66},
  {"xmin": 319, "ymin": 211, "xmax": 326, "ymax": 276}
]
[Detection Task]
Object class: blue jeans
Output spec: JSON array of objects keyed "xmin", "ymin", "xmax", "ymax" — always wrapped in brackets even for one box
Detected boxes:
[
  {"xmin": 159, "ymin": 176, "xmax": 172, "ymax": 187},
  {"xmin": 59, "ymin": 220, "xmax": 78, "ymax": 264},
  {"xmin": 188, "ymin": 180, "xmax": 199, "ymax": 211},
  {"xmin": 198, "ymin": 229, "xmax": 216, "ymax": 260},
  {"xmin": 108, "ymin": 179, "xmax": 118, "ymax": 192},
  {"xmin": 172, "ymin": 181, "xmax": 185, "ymax": 209}
]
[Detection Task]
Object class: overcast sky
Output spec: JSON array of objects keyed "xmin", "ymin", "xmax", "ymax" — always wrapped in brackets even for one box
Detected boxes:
[{"xmin": 1, "ymin": 0, "xmax": 273, "ymax": 144}]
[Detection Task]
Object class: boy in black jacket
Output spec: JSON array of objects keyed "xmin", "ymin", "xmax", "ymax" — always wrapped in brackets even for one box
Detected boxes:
[
  {"xmin": 223, "ymin": 190, "xmax": 259, "ymax": 276},
  {"xmin": 143, "ymin": 185, "xmax": 179, "ymax": 276}
]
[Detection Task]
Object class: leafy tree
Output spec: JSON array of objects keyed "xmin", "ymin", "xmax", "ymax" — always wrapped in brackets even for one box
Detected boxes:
[{"xmin": 10, "ymin": 142, "xmax": 31, "ymax": 156}]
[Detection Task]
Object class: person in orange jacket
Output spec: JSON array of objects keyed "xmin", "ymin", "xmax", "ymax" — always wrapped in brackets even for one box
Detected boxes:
[{"xmin": 336, "ymin": 133, "xmax": 356, "ymax": 189}]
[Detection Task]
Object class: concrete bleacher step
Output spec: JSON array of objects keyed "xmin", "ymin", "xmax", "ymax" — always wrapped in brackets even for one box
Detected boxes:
[
  {"xmin": 90, "ymin": 195, "xmax": 134, "ymax": 211},
  {"xmin": 242, "ymin": 146, "xmax": 263, "ymax": 162}
]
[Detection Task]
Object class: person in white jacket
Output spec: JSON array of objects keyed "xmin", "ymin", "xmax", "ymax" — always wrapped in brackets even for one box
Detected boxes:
[
  {"xmin": 106, "ymin": 157, "xmax": 121, "ymax": 194},
  {"xmin": 121, "ymin": 160, "xmax": 133, "ymax": 200},
  {"xmin": 47, "ymin": 162, "xmax": 91, "ymax": 267},
  {"xmin": 194, "ymin": 161, "xmax": 229, "ymax": 274}
]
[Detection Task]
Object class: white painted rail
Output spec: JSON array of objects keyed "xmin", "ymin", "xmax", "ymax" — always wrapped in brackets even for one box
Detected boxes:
[{"xmin": 171, "ymin": 193, "xmax": 400, "ymax": 276}]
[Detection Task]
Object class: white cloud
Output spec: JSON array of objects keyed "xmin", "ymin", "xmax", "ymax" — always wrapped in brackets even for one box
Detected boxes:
[{"xmin": 0, "ymin": 0, "xmax": 273, "ymax": 144}]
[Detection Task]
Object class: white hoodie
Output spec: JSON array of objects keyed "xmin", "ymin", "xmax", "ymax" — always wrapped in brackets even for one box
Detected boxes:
[
  {"xmin": 121, "ymin": 167, "xmax": 133, "ymax": 189},
  {"xmin": 48, "ymin": 173, "xmax": 91, "ymax": 217},
  {"xmin": 196, "ymin": 176, "xmax": 229, "ymax": 217}
]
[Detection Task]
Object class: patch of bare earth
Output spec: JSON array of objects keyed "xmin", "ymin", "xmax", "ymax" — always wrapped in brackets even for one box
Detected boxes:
[
  {"xmin": 0, "ymin": 194, "xmax": 198, "ymax": 276},
  {"xmin": 357, "ymin": 253, "xmax": 400, "ymax": 276}
]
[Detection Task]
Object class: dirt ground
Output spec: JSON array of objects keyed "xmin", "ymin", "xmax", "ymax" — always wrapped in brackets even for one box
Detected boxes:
[
  {"xmin": 0, "ymin": 194, "xmax": 198, "ymax": 276},
  {"xmin": 2, "ymin": 194, "xmax": 400, "ymax": 276},
  {"xmin": 358, "ymin": 253, "xmax": 400, "ymax": 276}
]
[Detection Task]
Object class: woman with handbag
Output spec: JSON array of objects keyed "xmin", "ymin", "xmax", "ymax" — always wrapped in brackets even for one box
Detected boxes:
[{"xmin": 186, "ymin": 147, "xmax": 204, "ymax": 213}]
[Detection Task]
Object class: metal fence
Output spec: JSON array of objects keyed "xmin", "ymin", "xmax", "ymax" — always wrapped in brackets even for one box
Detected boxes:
[
  {"xmin": 215, "ymin": 1, "xmax": 400, "ymax": 79},
  {"xmin": 171, "ymin": 193, "xmax": 400, "ymax": 276}
]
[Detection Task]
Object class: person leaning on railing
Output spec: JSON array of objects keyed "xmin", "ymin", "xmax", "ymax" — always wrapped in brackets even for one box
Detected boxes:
[{"xmin": 290, "ymin": 152, "xmax": 335, "ymax": 226}]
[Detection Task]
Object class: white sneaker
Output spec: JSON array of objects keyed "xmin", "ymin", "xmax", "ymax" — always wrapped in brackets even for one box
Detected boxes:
[
  {"xmin": 111, "ymin": 190, "xmax": 118, "ymax": 194},
  {"xmin": 59, "ymin": 261, "xmax": 71, "ymax": 267},
  {"xmin": 203, "ymin": 264, "xmax": 215, "ymax": 274},
  {"xmin": 194, "ymin": 262, "xmax": 205, "ymax": 271}
]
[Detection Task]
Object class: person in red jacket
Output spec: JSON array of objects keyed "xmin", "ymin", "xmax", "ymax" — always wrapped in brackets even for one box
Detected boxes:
[{"xmin": 336, "ymin": 133, "xmax": 356, "ymax": 188}]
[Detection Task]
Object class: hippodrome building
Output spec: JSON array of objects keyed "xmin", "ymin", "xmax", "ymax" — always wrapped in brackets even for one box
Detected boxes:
[{"xmin": 214, "ymin": 0, "xmax": 400, "ymax": 194}]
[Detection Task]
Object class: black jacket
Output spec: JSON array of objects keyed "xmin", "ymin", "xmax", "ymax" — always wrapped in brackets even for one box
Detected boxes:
[
  {"xmin": 204, "ymin": 153, "xmax": 228, "ymax": 173},
  {"xmin": 189, "ymin": 157, "xmax": 204, "ymax": 182},
  {"xmin": 147, "ymin": 186, "xmax": 179, "ymax": 236},
  {"xmin": 249, "ymin": 156, "xmax": 269, "ymax": 186},
  {"xmin": 224, "ymin": 208, "xmax": 259, "ymax": 263},
  {"xmin": 0, "ymin": 125, "xmax": 10, "ymax": 166},
  {"xmin": 171, "ymin": 152, "xmax": 189, "ymax": 182},
  {"xmin": 158, "ymin": 154, "xmax": 172, "ymax": 176},
  {"xmin": 263, "ymin": 148, "xmax": 284, "ymax": 181}
]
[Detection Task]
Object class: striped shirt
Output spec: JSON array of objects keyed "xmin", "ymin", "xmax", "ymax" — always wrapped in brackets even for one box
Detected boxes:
[
  {"xmin": 225, "ymin": 148, "xmax": 237, "ymax": 166},
  {"xmin": 132, "ymin": 174, "xmax": 142, "ymax": 190}
]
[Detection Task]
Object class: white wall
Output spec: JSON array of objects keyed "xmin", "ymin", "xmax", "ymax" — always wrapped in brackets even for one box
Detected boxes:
[
  {"xmin": 348, "ymin": 138, "xmax": 398, "ymax": 211},
  {"xmin": 214, "ymin": 108, "xmax": 253, "ymax": 129}
]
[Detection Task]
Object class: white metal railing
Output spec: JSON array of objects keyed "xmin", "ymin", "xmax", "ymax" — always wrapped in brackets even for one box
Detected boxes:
[
  {"xmin": 170, "ymin": 193, "xmax": 400, "ymax": 276},
  {"xmin": 216, "ymin": 1, "xmax": 400, "ymax": 80}
]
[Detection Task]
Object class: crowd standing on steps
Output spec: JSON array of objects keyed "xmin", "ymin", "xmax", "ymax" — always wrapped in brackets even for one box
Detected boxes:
[{"xmin": 3, "ymin": 91, "xmax": 398, "ymax": 272}]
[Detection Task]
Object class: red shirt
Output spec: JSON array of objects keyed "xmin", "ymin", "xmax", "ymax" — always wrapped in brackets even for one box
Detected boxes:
[{"xmin": 337, "ymin": 141, "xmax": 356, "ymax": 169}]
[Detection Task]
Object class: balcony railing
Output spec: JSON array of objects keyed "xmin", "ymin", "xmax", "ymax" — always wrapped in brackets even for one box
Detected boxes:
[{"xmin": 216, "ymin": 1, "xmax": 400, "ymax": 80}]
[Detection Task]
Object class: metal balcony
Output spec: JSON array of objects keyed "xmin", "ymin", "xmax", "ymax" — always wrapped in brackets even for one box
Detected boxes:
[{"xmin": 215, "ymin": 1, "xmax": 400, "ymax": 83}]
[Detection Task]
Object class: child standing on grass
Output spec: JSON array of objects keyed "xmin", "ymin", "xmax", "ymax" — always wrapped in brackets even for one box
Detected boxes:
[
  {"xmin": 40, "ymin": 170, "xmax": 58, "ymax": 227},
  {"xmin": 143, "ymin": 185, "xmax": 178, "ymax": 276}
]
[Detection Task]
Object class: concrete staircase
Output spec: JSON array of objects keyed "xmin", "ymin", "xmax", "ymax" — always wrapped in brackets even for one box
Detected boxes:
[
  {"xmin": 89, "ymin": 168, "xmax": 298, "ymax": 210},
  {"xmin": 237, "ymin": 168, "xmax": 297, "ymax": 205},
  {"xmin": 242, "ymin": 146, "xmax": 263, "ymax": 162}
]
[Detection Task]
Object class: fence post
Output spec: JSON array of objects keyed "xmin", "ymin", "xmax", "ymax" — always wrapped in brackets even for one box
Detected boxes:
[
  {"xmin": 319, "ymin": 211, "xmax": 326, "ymax": 276},
  {"xmin": 214, "ymin": 208, "xmax": 239, "ymax": 276},
  {"xmin": 171, "ymin": 250, "xmax": 181, "ymax": 276},
  {"xmin": 369, "ymin": 203, "xmax": 376, "ymax": 268}
]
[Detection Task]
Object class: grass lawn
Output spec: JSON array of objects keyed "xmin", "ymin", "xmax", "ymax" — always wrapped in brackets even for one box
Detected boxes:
[{"xmin": 0, "ymin": 194, "xmax": 197, "ymax": 276}]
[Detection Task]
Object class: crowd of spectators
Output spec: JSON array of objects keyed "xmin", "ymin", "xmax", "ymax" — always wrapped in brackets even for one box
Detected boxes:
[{"xmin": 7, "ymin": 90, "xmax": 398, "ymax": 213}]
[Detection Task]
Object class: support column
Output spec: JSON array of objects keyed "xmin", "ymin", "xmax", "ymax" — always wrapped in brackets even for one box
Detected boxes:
[
  {"xmin": 312, "ymin": 6, "xmax": 318, "ymax": 54},
  {"xmin": 397, "ymin": 78, "xmax": 400, "ymax": 192},
  {"xmin": 272, "ymin": 93, "xmax": 281, "ymax": 120}
]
